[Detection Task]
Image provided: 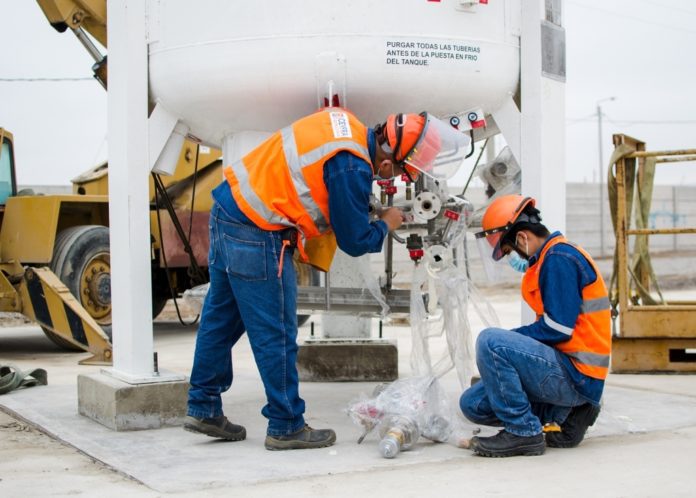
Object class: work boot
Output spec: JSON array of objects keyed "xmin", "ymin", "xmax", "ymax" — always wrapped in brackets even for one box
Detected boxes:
[
  {"xmin": 546, "ymin": 403, "xmax": 600, "ymax": 448},
  {"xmin": 470, "ymin": 430, "xmax": 545, "ymax": 457},
  {"xmin": 264, "ymin": 424, "xmax": 336, "ymax": 451},
  {"xmin": 183, "ymin": 415, "xmax": 246, "ymax": 441}
]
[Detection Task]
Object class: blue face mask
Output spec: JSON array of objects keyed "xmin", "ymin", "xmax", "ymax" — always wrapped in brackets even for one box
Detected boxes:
[{"xmin": 507, "ymin": 252, "xmax": 529, "ymax": 273}]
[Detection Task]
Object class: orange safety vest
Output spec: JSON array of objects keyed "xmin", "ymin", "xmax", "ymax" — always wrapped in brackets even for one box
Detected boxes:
[
  {"xmin": 223, "ymin": 109, "xmax": 371, "ymax": 244},
  {"xmin": 521, "ymin": 236, "xmax": 611, "ymax": 379}
]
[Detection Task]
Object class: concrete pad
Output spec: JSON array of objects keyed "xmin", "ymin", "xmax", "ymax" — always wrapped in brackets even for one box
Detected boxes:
[
  {"xmin": 297, "ymin": 339, "xmax": 398, "ymax": 381},
  {"xmin": 77, "ymin": 373, "xmax": 189, "ymax": 431},
  {"xmin": 2, "ymin": 279, "xmax": 696, "ymax": 496},
  {"xmin": 2, "ymin": 320, "xmax": 696, "ymax": 494},
  {"xmin": 3, "ymin": 370, "xmax": 696, "ymax": 494}
]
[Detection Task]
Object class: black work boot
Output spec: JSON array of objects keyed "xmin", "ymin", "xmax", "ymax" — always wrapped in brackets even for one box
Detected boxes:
[
  {"xmin": 546, "ymin": 403, "xmax": 600, "ymax": 448},
  {"xmin": 470, "ymin": 430, "xmax": 545, "ymax": 457},
  {"xmin": 183, "ymin": 415, "xmax": 246, "ymax": 441},
  {"xmin": 264, "ymin": 424, "xmax": 336, "ymax": 451}
]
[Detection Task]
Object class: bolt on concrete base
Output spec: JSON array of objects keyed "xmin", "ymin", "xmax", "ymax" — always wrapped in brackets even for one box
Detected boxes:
[{"xmin": 77, "ymin": 373, "xmax": 189, "ymax": 431}]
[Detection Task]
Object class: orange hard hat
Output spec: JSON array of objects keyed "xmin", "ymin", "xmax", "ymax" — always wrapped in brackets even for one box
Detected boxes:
[
  {"xmin": 384, "ymin": 113, "xmax": 428, "ymax": 180},
  {"xmin": 476, "ymin": 194, "xmax": 536, "ymax": 260},
  {"xmin": 379, "ymin": 112, "xmax": 469, "ymax": 181}
]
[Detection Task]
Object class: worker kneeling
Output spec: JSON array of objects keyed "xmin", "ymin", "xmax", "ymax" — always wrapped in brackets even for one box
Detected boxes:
[
  {"xmin": 461, "ymin": 195, "xmax": 611, "ymax": 457},
  {"xmin": 185, "ymin": 109, "xmax": 466, "ymax": 450}
]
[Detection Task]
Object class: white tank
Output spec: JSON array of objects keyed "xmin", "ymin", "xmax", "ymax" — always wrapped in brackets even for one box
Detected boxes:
[{"xmin": 148, "ymin": 0, "xmax": 521, "ymax": 147}]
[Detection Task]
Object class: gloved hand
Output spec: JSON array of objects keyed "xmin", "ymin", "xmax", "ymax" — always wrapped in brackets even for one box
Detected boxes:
[{"xmin": 379, "ymin": 207, "xmax": 404, "ymax": 232}]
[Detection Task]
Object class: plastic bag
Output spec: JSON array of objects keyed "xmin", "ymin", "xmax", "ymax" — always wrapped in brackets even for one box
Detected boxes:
[
  {"xmin": 182, "ymin": 282, "xmax": 209, "ymax": 315},
  {"xmin": 347, "ymin": 376, "xmax": 474, "ymax": 457}
]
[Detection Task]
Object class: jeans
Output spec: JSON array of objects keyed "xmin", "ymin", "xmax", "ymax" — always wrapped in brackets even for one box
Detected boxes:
[
  {"xmin": 460, "ymin": 328, "xmax": 585, "ymax": 437},
  {"xmin": 187, "ymin": 202, "xmax": 305, "ymax": 436}
]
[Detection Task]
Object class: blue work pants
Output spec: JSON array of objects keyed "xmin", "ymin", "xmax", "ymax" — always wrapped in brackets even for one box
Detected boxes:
[
  {"xmin": 187, "ymin": 202, "xmax": 305, "ymax": 436},
  {"xmin": 460, "ymin": 328, "xmax": 585, "ymax": 437}
]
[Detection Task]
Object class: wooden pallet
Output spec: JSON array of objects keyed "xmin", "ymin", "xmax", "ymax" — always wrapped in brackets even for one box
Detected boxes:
[{"xmin": 612, "ymin": 337, "xmax": 696, "ymax": 373}]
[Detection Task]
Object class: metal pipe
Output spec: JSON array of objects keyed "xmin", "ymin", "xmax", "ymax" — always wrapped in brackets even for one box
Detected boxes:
[
  {"xmin": 598, "ymin": 104, "xmax": 605, "ymax": 258},
  {"xmin": 390, "ymin": 231, "xmax": 406, "ymax": 244},
  {"xmin": 626, "ymin": 149, "xmax": 696, "ymax": 158},
  {"xmin": 655, "ymin": 155, "xmax": 696, "ymax": 163},
  {"xmin": 627, "ymin": 304, "xmax": 696, "ymax": 312},
  {"xmin": 672, "ymin": 186, "xmax": 678, "ymax": 252},
  {"xmin": 296, "ymin": 286, "xmax": 411, "ymax": 314},
  {"xmin": 460, "ymin": 138, "xmax": 489, "ymax": 196},
  {"xmin": 596, "ymin": 97, "xmax": 616, "ymax": 258},
  {"xmin": 441, "ymin": 216, "xmax": 454, "ymax": 243},
  {"xmin": 325, "ymin": 271, "xmax": 331, "ymax": 311},
  {"xmin": 71, "ymin": 26, "xmax": 104, "ymax": 63},
  {"xmin": 385, "ymin": 193, "xmax": 394, "ymax": 290},
  {"xmin": 626, "ymin": 228, "xmax": 696, "ymax": 235}
]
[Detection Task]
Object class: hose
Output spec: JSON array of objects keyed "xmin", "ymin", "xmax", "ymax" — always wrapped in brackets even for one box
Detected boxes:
[{"xmin": 151, "ymin": 163, "xmax": 204, "ymax": 327}]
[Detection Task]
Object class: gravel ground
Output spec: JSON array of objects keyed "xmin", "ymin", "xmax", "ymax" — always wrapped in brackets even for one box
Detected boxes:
[{"xmin": 0, "ymin": 410, "xmax": 155, "ymax": 497}]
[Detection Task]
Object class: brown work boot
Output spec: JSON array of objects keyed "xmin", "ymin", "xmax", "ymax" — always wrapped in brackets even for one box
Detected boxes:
[
  {"xmin": 264, "ymin": 424, "xmax": 336, "ymax": 451},
  {"xmin": 183, "ymin": 415, "xmax": 246, "ymax": 441}
]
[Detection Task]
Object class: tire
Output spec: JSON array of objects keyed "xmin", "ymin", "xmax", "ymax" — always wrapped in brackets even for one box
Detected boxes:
[
  {"xmin": 41, "ymin": 226, "xmax": 112, "ymax": 351},
  {"xmin": 151, "ymin": 269, "xmax": 172, "ymax": 320},
  {"xmin": 40, "ymin": 226, "xmax": 183, "ymax": 350},
  {"xmin": 152, "ymin": 296, "xmax": 169, "ymax": 319},
  {"xmin": 293, "ymin": 253, "xmax": 320, "ymax": 327}
]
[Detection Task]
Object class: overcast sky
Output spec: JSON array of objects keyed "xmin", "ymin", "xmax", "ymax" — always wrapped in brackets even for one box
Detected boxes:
[{"xmin": 2, "ymin": 0, "xmax": 695, "ymax": 187}]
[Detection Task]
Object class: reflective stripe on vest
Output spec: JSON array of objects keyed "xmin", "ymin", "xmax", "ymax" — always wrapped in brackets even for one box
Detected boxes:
[
  {"xmin": 225, "ymin": 109, "xmax": 371, "ymax": 239},
  {"xmin": 543, "ymin": 313, "xmax": 573, "ymax": 336},
  {"xmin": 521, "ymin": 236, "xmax": 611, "ymax": 379},
  {"xmin": 565, "ymin": 351, "xmax": 611, "ymax": 368},
  {"xmin": 280, "ymin": 125, "xmax": 369, "ymax": 234},
  {"xmin": 580, "ymin": 296, "xmax": 611, "ymax": 314},
  {"xmin": 226, "ymin": 155, "xmax": 294, "ymax": 229}
]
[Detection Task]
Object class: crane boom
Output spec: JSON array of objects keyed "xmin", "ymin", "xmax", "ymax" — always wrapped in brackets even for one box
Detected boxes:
[{"xmin": 36, "ymin": 0, "xmax": 108, "ymax": 87}]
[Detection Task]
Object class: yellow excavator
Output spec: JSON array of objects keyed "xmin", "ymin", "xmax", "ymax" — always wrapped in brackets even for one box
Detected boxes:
[{"xmin": 0, "ymin": 1, "xmax": 317, "ymax": 364}]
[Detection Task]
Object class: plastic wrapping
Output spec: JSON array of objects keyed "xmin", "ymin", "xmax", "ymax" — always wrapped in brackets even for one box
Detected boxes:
[
  {"xmin": 410, "ymin": 245, "xmax": 500, "ymax": 389},
  {"xmin": 354, "ymin": 253, "xmax": 390, "ymax": 317},
  {"xmin": 469, "ymin": 181, "xmax": 521, "ymax": 228},
  {"xmin": 439, "ymin": 196, "xmax": 473, "ymax": 249},
  {"xmin": 347, "ymin": 376, "xmax": 473, "ymax": 457},
  {"xmin": 182, "ymin": 282, "xmax": 209, "ymax": 314},
  {"xmin": 478, "ymin": 146, "xmax": 521, "ymax": 196}
]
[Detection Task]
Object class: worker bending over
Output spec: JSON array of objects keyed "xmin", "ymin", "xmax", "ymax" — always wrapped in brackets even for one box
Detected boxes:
[
  {"xmin": 185, "ymin": 109, "xmax": 467, "ymax": 450},
  {"xmin": 461, "ymin": 195, "xmax": 611, "ymax": 457}
]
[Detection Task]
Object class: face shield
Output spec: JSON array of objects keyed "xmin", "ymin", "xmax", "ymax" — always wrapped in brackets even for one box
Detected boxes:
[
  {"xmin": 403, "ymin": 114, "xmax": 471, "ymax": 181},
  {"xmin": 475, "ymin": 224, "xmax": 511, "ymax": 282}
]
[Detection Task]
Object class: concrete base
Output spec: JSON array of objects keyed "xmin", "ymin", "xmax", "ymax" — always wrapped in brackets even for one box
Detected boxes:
[
  {"xmin": 77, "ymin": 373, "xmax": 189, "ymax": 431},
  {"xmin": 297, "ymin": 339, "xmax": 398, "ymax": 382}
]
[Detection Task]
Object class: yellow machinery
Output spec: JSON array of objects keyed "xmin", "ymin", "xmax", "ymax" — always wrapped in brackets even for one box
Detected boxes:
[
  {"xmin": 0, "ymin": 1, "xmax": 318, "ymax": 363},
  {"xmin": 609, "ymin": 134, "xmax": 696, "ymax": 372},
  {"xmin": 0, "ymin": 128, "xmax": 111, "ymax": 364}
]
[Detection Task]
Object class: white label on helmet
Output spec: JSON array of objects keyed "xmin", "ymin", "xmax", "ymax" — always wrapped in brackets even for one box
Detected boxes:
[{"xmin": 330, "ymin": 112, "xmax": 352, "ymax": 139}]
